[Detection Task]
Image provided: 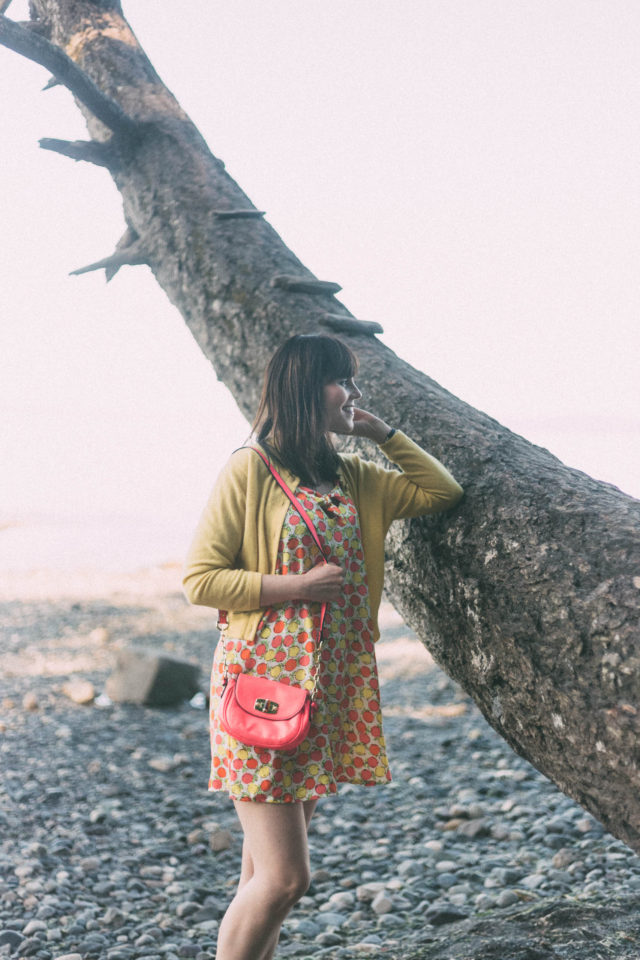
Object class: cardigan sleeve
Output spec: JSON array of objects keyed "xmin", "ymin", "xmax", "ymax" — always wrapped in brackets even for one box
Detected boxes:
[
  {"xmin": 182, "ymin": 451, "xmax": 263, "ymax": 612},
  {"xmin": 353, "ymin": 430, "xmax": 463, "ymax": 524}
]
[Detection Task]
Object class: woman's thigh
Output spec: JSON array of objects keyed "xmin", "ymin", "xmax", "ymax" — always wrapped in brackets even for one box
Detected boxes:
[
  {"xmin": 234, "ymin": 799, "xmax": 318, "ymax": 888},
  {"xmin": 238, "ymin": 798, "xmax": 318, "ymax": 888}
]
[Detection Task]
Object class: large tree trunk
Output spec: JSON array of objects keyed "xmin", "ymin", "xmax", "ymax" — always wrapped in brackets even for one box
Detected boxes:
[{"xmin": 3, "ymin": 1, "xmax": 640, "ymax": 851}]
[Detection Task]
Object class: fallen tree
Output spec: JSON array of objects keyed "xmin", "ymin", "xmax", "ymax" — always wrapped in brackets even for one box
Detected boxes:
[{"xmin": 2, "ymin": 0, "xmax": 640, "ymax": 850}]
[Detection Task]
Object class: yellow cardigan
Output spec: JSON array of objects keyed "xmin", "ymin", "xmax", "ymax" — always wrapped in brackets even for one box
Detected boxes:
[{"xmin": 182, "ymin": 431, "xmax": 463, "ymax": 643}]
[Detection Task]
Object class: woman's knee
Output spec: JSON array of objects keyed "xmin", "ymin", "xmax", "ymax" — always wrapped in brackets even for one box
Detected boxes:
[
  {"xmin": 262, "ymin": 865, "xmax": 310, "ymax": 910},
  {"xmin": 288, "ymin": 865, "xmax": 311, "ymax": 903}
]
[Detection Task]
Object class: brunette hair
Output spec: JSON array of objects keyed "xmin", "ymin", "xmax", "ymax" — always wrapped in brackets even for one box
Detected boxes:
[{"xmin": 252, "ymin": 334, "xmax": 358, "ymax": 483}]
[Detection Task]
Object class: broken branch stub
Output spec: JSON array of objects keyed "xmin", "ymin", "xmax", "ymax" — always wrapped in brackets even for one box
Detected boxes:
[
  {"xmin": 321, "ymin": 314, "xmax": 384, "ymax": 337},
  {"xmin": 271, "ymin": 275, "xmax": 342, "ymax": 295},
  {"xmin": 39, "ymin": 137, "xmax": 118, "ymax": 168},
  {"xmin": 214, "ymin": 209, "xmax": 266, "ymax": 220},
  {"xmin": 70, "ymin": 245, "xmax": 149, "ymax": 281}
]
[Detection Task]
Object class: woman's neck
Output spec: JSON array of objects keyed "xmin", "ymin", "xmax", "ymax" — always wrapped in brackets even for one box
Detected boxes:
[
  {"xmin": 310, "ymin": 479, "xmax": 335, "ymax": 495},
  {"xmin": 258, "ymin": 434, "xmax": 338, "ymax": 492}
]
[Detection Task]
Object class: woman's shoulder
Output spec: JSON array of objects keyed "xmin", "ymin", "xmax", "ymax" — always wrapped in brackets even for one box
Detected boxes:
[
  {"xmin": 217, "ymin": 443, "xmax": 289, "ymax": 491},
  {"xmin": 228, "ymin": 444, "xmax": 257, "ymax": 467},
  {"xmin": 213, "ymin": 445, "xmax": 263, "ymax": 488}
]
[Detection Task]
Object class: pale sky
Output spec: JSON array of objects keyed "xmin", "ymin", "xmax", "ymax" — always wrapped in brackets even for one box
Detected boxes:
[{"xmin": 1, "ymin": 1, "xmax": 638, "ymax": 568}]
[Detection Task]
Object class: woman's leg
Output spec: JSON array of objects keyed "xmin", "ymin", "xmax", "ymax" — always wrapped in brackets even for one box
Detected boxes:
[
  {"xmin": 234, "ymin": 799, "xmax": 317, "ymax": 960},
  {"xmin": 216, "ymin": 798, "xmax": 318, "ymax": 960}
]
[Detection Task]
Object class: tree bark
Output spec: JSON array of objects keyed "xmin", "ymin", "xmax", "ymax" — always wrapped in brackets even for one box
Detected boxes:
[{"xmin": 3, "ymin": 2, "xmax": 640, "ymax": 850}]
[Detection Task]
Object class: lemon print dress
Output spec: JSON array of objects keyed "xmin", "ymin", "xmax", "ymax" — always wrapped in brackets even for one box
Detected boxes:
[{"xmin": 208, "ymin": 482, "xmax": 392, "ymax": 802}]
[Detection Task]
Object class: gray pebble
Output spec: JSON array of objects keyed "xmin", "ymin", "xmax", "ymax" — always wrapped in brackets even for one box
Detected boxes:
[
  {"xmin": 176, "ymin": 901, "xmax": 201, "ymax": 918},
  {"xmin": 377, "ymin": 913, "xmax": 405, "ymax": 927},
  {"xmin": 474, "ymin": 893, "xmax": 496, "ymax": 910},
  {"xmin": 325, "ymin": 891, "xmax": 355, "ymax": 910},
  {"xmin": 371, "ymin": 892, "xmax": 394, "ymax": 915},
  {"xmin": 425, "ymin": 904, "xmax": 468, "ymax": 925},
  {"xmin": 288, "ymin": 919, "xmax": 321, "ymax": 938},
  {"xmin": 496, "ymin": 890, "xmax": 520, "ymax": 907},
  {"xmin": 436, "ymin": 872, "xmax": 458, "ymax": 889},
  {"xmin": 315, "ymin": 911, "xmax": 348, "ymax": 928},
  {"xmin": 315, "ymin": 930, "xmax": 343, "ymax": 946},
  {"xmin": 0, "ymin": 930, "xmax": 25, "ymax": 951},
  {"xmin": 435, "ymin": 860, "xmax": 458, "ymax": 873},
  {"xmin": 355, "ymin": 882, "xmax": 386, "ymax": 902},
  {"xmin": 520, "ymin": 873, "xmax": 546, "ymax": 890}
]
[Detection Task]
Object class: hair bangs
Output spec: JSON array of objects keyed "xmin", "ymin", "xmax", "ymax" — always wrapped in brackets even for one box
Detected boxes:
[{"xmin": 318, "ymin": 336, "xmax": 358, "ymax": 384}]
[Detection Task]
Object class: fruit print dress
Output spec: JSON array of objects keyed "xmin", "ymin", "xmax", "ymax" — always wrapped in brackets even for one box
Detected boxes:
[{"xmin": 208, "ymin": 482, "xmax": 392, "ymax": 802}]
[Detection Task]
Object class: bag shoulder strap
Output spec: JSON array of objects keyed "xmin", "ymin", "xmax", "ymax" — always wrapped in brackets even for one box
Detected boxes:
[
  {"xmin": 218, "ymin": 446, "xmax": 329, "ymax": 660},
  {"xmin": 249, "ymin": 446, "xmax": 328, "ymax": 558}
]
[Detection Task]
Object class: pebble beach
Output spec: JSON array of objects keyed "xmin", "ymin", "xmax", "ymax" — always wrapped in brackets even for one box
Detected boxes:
[{"xmin": 2, "ymin": 562, "xmax": 640, "ymax": 960}]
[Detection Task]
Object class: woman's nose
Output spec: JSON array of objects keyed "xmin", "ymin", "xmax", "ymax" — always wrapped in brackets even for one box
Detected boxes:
[{"xmin": 350, "ymin": 383, "xmax": 362, "ymax": 400}]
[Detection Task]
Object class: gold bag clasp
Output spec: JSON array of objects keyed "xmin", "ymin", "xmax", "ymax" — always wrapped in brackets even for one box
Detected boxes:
[{"xmin": 254, "ymin": 697, "xmax": 279, "ymax": 714}]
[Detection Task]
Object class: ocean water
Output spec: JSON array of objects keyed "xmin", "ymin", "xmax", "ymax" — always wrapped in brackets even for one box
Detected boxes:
[{"xmin": 0, "ymin": 514, "xmax": 192, "ymax": 574}]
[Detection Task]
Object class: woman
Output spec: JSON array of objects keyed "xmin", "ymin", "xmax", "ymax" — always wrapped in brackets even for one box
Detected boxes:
[{"xmin": 183, "ymin": 334, "xmax": 463, "ymax": 960}]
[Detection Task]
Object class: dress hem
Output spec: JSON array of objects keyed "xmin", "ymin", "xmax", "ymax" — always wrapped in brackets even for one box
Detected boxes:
[{"xmin": 208, "ymin": 773, "xmax": 392, "ymax": 803}]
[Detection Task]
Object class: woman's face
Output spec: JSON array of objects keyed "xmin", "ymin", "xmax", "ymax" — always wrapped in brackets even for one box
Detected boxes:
[{"xmin": 323, "ymin": 377, "xmax": 362, "ymax": 433}]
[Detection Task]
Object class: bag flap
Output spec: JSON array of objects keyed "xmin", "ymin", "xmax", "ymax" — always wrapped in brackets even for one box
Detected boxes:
[{"xmin": 235, "ymin": 674, "xmax": 308, "ymax": 720}]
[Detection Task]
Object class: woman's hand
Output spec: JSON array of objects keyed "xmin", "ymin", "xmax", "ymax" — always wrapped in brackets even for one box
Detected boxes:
[
  {"xmin": 259, "ymin": 563, "xmax": 345, "ymax": 606},
  {"xmin": 300, "ymin": 562, "xmax": 345, "ymax": 601},
  {"xmin": 351, "ymin": 408, "xmax": 393, "ymax": 444}
]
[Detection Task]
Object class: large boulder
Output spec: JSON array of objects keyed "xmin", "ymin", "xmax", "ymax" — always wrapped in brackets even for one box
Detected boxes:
[{"xmin": 106, "ymin": 647, "xmax": 200, "ymax": 707}]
